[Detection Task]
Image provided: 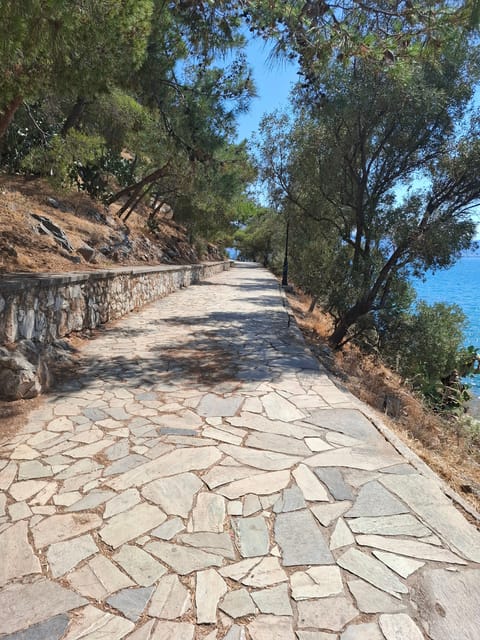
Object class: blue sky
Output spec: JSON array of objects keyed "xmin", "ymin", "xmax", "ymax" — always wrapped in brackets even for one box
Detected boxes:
[{"xmin": 235, "ymin": 36, "xmax": 298, "ymax": 142}]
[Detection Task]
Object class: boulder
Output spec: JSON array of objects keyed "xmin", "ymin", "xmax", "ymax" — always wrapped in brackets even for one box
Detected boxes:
[
  {"xmin": 0, "ymin": 341, "xmax": 50, "ymax": 400},
  {"xmin": 77, "ymin": 243, "xmax": 97, "ymax": 263},
  {"xmin": 31, "ymin": 213, "xmax": 74, "ymax": 252}
]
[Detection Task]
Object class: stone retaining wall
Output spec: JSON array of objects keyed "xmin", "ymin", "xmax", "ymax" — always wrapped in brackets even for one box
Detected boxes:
[{"xmin": 0, "ymin": 261, "xmax": 232, "ymax": 347}]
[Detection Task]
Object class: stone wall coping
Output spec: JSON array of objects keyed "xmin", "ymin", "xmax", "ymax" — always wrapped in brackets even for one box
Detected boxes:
[{"xmin": 0, "ymin": 261, "xmax": 232, "ymax": 293}]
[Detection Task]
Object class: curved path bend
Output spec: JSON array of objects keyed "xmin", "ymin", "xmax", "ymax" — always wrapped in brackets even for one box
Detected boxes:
[{"xmin": 0, "ymin": 263, "xmax": 479, "ymax": 640}]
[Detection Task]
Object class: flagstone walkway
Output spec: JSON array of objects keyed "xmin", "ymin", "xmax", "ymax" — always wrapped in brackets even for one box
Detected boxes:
[{"xmin": 1, "ymin": 263, "xmax": 479, "ymax": 640}]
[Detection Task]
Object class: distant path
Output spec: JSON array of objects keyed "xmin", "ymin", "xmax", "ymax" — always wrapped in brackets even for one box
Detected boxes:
[{"xmin": 0, "ymin": 263, "xmax": 479, "ymax": 640}]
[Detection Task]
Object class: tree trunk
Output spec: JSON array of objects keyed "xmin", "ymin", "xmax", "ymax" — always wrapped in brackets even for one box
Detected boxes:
[
  {"xmin": 61, "ymin": 96, "xmax": 88, "ymax": 137},
  {"xmin": 108, "ymin": 162, "xmax": 170, "ymax": 206},
  {"xmin": 0, "ymin": 95, "xmax": 23, "ymax": 139},
  {"xmin": 328, "ymin": 300, "xmax": 369, "ymax": 349},
  {"xmin": 308, "ymin": 296, "xmax": 318, "ymax": 314}
]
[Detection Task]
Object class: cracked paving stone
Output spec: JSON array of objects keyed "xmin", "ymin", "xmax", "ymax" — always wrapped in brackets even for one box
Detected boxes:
[
  {"xmin": 0, "ymin": 578, "xmax": 86, "ymax": 636},
  {"xmin": 141, "ymin": 472, "xmax": 203, "ymax": 518},
  {"xmin": 223, "ymin": 625, "xmax": 247, "ymax": 640},
  {"xmin": 151, "ymin": 517, "xmax": 185, "ymax": 540},
  {"xmin": 329, "ymin": 518, "xmax": 355, "ymax": 550},
  {"xmin": 356, "ymin": 534, "xmax": 468, "ymax": 564},
  {"xmin": 196, "ymin": 568, "xmax": 228, "ymax": 623},
  {"xmin": 241, "ymin": 556, "xmax": 288, "ymax": 588},
  {"xmin": 216, "ymin": 469, "xmax": 291, "ymax": 500},
  {"xmin": 113, "ymin": 545, "xmax": 167, "ymax": 586},
  {"xmin": 372, "ymin": 550, "xmax": 424, "ymax": 578},
  {"xmin": 273, "ymin": 485, "xmax": 306, "ymax": 513},
  {"xmin": 245, "ymin": 432, "xmax": 311, "ymax": 457},
  {"xmin": 348, "ymin": 514, "xmax": 431, "ymax": 537},
  {"xmin": 219, "ymin": 588, "xmax": 256, "ymax": 618},
  {"xmin": 293, "ymin": 464, "xmax": 330, "ymax": 502},
  {"xmin": 348, "ymin": 579, "xmax": 406, "ymax": 613},
  {"xmin": 9, "ymin": 479, "xmax": 49, "ymax": 502},
  {"xmin": 107, "ymin": 586, "xmax": 154, "ymax": 622},
  {"xmin": 144, "ymin": 540, "xmax": 223, "ymax": 574},
  {"xmin": 202, "ymin": 466, "xmax": 263, "ymax": 490},
  {"xmin": 62, "ymin": 604, "xmax": 134, "ymax": 640},
  {"xmin": 290, "ymin": 566, "xmax": 343, "ymax": 600},
  {"xmin": 297, "ymin": 597, "xmax": 358, "ymax": 632},
  {"xmin": 0, "ymin": 521, "xmax": 41, "ymax": 586},
  {"xmin": 1, "ymin": 614, "xmax": 69, "ymax": 640},
  {"xmin": 379, "ymin": 614, "xmax": 424, "ymax": 640},
  {"xmin": 103, "ymin": 453, "xmax": 148, "ymax": 477},
  {"xmin": 248, "ymin": 615, "xmax": 295, "ymax": 640},
  {"xmin": 313, "ymin": 468, "xmax": 354, "ymax": 500},
  {"xmin": 311, "ymin": 501, "xmax": 351, "ymax": 526},
  {"xmin": 304, "ymin": 408, "xmax": 382, "ymax": 442},
  {"xmin": 46, "ymin": 534, "xmax": 98, "ymax": 578},
  {"xmin": 337, "ymin": 548, "xmax": 408, "ymax": 598},
  {"xmin": 31, "ymin": 513, "xmax": 102, "ymax": 549},
  {"xmin": 274, "ymin": 509, "xmax": 333, "ymax": 566},
  {"xmin": 17, "ymin": 460, "xmax": 52, "ymax": 480},
  {"xmin": 67, "ymin": 554, "xmax": 134, "ymax": 599},
  {"xmin": 305, "ymin": 444, "xmax": 402, "ymax": 472},
  {"xmin": 232, "ymin": 515, "xmax": 270, "ymax": 557},
  {"xmin": 104, "ymin": 488, "xmax": 141, "ymax": 519},
  {"xmin": 66, "ymin": 489, "xmax": 115, "ymax": 512},
  {"xmin": 219, "ymin": 557, "xmax": 260, "ymax": 581},
  {"xmin": 251, "ymin": 583, "xmax": 292, "ymax": 616},
  {"xmin": 198, "ymin": 393, "xmax": 244, "ymax": 417},
  {"xmin": 99, "ymin": 503, "xmax": 167, "ymax": 548},
  {"xmin": 148, "ymin": 574, "xmax": 191, "ymax": 619},
  {"xmin": 261, "ymin": 392, "xmax": 304, "ymax": 422},
  {"xmin": 178, "ymin": 532, "xmax": 236, "ymax": 559},
  {"xmin": 219, "ymin": 443, "xmax": 302, "ymax": 471}
]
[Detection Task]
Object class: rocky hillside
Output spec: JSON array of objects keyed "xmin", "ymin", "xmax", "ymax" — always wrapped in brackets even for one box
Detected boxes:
[{"xmin": 0, "ymin": 177, "xmax": 224, "ymax": 274}]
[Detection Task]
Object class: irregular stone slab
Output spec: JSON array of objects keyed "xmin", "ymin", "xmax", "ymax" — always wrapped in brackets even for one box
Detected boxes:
[
  {"xmin": 217, "ymin": 469, "xmax": 291, "ymax": 500},
  {"xmin": 346, "ymin": 481, "xmax": 409, "ymax": 518},
  {"xmin": 113, "ymin": 545, "xmax": 167, "ymax": 586},
  {"xmin": 151, "ymin": 517, "xmax": 185, "ymax": 540},
  {"xmin": 64, "ymin": 439, "xmax": 115, "ymax": 459},
  {"xmin": 356, "ymin": 534, "xmax": 468, "ymax": 564},
  {"xmin": 108, "ymin": 446, "xmax": 222, "ymax": 490},
  {"xmin": 379, "ymin": 614, "xmax": 424, "ymax": 640},
  {"xmin": 145, "ymin": 540, "xmax": 223, "ymax": 575},
  {"xmin": 220, "ymin": 557, "xmax": 260, "ymax": 582},
  {"xmin": 219, "ymin": 588, "xmax": 256, "ymax": 618},
  {"xmin": 18, "ymin": 460, "xmax": 52, "ymax": 480},
  {"xmin": 380, "ymin": 474, "xmax": 480, "ymax": 563},
  {"xmin": 329, "ymin": 518, "xmax": 355, "ymax": 550},
  {"xmin": 203, "ymin": 465, "xmax": 264, "ymax": 490},
  {"xmin": 412, "ymin": 568, "xmax": 480, "ymax": 640},
  {"xmin": 66, "ymin": 489, "xmax": 115, "ymax": 512},
  {"xmin": 0, "ymin": 461, "xmax": 17, "ymax": 490},
  {"xmin": 219, "ymin": 444, "xmax": 302, "ymax": 471},
  {"xmin": 252, "ymin": 583, "xmax": 292, "ymax": 615},
  {"xmin": 153, "ymin": 409, "xmax": 202, "ymax": 429},
  {"xmin": 198, "ymin": 393, "xmax": 243, "ymax": 417},
  {"xmin": 223, "ymin": 625, "xmax": 246, "ymax": 640},
  {"xmin": 246, "ymin": 432, "xmax": 310, "ymax": 456},
  {"xmin": 47, "ymin": 534, "xmax": 98, "ymax": 578},
  {"xmin": 203, "ymin": 426, "xmax": 243, "ymax": 445},
  {"xmin": 340, "ymin": 623, "xmax": 384, "ymax": 640},
  {"xmin": 141, "ymin": 473, "xmax": 203, "ymax": 518},
  {"xmin": 104, "ymin": 488, "xmax": 141, "ymax": 519},
  {"xmin": 31, "ymin": 513, "xmax": 101, "ymax": 549},
  {"xmin": 262, "ymin": 392, "xmax": 304, "ymax": 421},
  {"xmin": 348, "ymin": 514, "xmax": 430, "ymax": 537},
  {"xmin": 0, "ymin": 579, "xmax": 86, "ymax": 636},
  {"xmin": 337, "ymin": 548, "xmax": 408, "ymax": 598},
  {"xmin": 273, "ymin": 485, "xmax": 306, "ymax": 513},
  {"xmin": 107, "ymin": 586, "xmax": 154, "ymax": 622},
  {"xmin": 243, "ymin": 493, "xmax": 262, "ymax": 516},
  {"xmin": 99, "ymin": 503, "xmax": 166, "ymax": 548},
  {"xmin": 304, "ymin": 437, "xmax": 333, "ymax": 452},
  {"xmin": 297, "ymin": 597, "xmax": 358, "ymax": 632},
  {"xmin": 104, "ymin": 440, "xmax": 129, "ymax": 461},
  {"xmin": 305, "ymin": 445, "xmax": 401, "ymax": 471},
  {"xmin": 313, "ymin": 468, "xmax": 354, "ymax": 500},
  {"xmin": 9, "ymin": 479, "xmax": 49, "ymax": 502},
  {"xmin": 242, "ymin": 556, "xmax": 288, "ymax": 588},
  {"xmin": 127, "ymin": 620, "xmax": 155, "ymax": 640},
  {"xmin": 103, "ymin": 453, "xmax": 148, "ymax": 477},
  {"xmin": 380, "ymin": 463, "xmax": 416, "ymax": 475},
  {"xmin": 311, "ymin": 501, "xmax": 351, "ymax": 526},
  {"xmin": 293, "ymin": 465, "xmax": 329, "ymax": 501},
  {"xmin": 1, "ymin": 614, "xmax": 69, "ymax": 640},
  {"xmin": 10, "ymin": 444, "xmax": 40, "ymax": 460},
  {"xmin": 196, "ymin": 568, "xmax": 227, "ymax": 623},
  {"xmin": 305, "ymin": 408, "xmax": 381, "ymax": 442},
  {"xmin": 62, "ymin": 604, "xmax": 134, "ymax": 640},
  {"xmin": 348, "ymin": 579, "xmax": 406, "ymax": 613},
  {"xmin": 229, "ymin": 412, "xmax": 321, "ymax": 439},
  {"xmin": 149, "ymin": 621, "xmax": 194, "ymax": 640},
  {"xmin": 0, "ymin": 521, "xmax": 41, "ymax": 586},
  {"xmin": 178, "ymin": 532, "xmax": 236, "ymax": 558},
  {"xmin": 248, "ymin": 615, "xmax": 295, "ymax": 640},
  {"xmin": 67, "ymin": 554, "xmax": 134, "ymax": 599},
  {"xmin": 274, "ymin": 509, "xmax": 333, "ymax": 566},
  {"xmin": 233, "ymin": 515, "xmax": 270, "ymax": 557},
  {"xmin": 148, "ymin": 574, "xmax": 191, "ymax": 619},
  {"xmin": 372, "ymin": 550, "xmax": 424, "ymax": 578},
  {"xmin": 191, "ymin": 493, "xmax": 225, "ymax": 532}
]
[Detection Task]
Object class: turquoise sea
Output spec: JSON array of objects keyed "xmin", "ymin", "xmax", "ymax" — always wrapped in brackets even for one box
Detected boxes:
[{"xmin": 413, "ymin": 255, "xmax": 480, "ymax": 397}]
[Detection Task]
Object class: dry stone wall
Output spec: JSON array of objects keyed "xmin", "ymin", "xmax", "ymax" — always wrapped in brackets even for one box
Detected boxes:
[{"xmin": 0, "ymin": 261, "xmax": 232, "ymax": 399}]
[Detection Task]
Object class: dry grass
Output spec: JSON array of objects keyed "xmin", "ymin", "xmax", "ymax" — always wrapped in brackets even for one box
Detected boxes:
[{"xmin": 287, "ymin": 288, "xmax": 480, "ymax": 513}]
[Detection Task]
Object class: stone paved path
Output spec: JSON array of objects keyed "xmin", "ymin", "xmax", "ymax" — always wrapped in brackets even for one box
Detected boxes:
[{"xmin": 1, "ymin": 263, "xmax": 480, "ymax": 640}]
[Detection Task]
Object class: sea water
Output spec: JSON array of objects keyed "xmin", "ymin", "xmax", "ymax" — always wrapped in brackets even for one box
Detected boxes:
[{"xmin": 413, "ymin": 255, "xmax": 480, "ymax": 396}]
